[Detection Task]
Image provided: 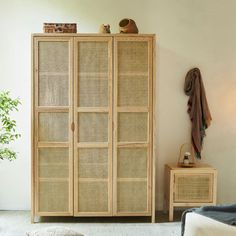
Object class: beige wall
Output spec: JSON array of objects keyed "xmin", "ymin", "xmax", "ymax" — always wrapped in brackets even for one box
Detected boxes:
[{"xmin": 0, "ymin": 0, "xmax": 235, "ymax": 210}]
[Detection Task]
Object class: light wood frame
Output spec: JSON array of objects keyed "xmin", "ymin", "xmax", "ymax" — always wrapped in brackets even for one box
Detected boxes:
[
  {"xmin": 32, "ymin": 34, "xmax": 156, "ymax": 222},
  {"xmin": 73, "ymin": 36, "xmax": 113, "ymax": 216},
  {"xmin": 164, "ymin": 164, "xmax": 217, "ymax": 221},
  {"xmin": 113, "ymin": 36, "xmax": 154, "ymax": 219},
  {"xmin": 32, "ymin": 37, "xmax": 74, "ymax": 218}
]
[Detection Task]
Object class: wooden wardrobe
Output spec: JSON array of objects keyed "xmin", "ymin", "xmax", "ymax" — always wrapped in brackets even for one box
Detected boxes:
[{"xmin": 31, "ymin": 33, "xmax": 156, "ymax": 222}]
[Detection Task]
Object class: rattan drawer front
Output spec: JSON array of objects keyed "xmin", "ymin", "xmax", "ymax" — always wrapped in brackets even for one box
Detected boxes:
[
  {"xmin": 38, "ymin": 41, "xmax": 69, "ymax": 106},
  {"xmin": 174, "ymin": 173, "xmax": 213, "ymax": 202}
]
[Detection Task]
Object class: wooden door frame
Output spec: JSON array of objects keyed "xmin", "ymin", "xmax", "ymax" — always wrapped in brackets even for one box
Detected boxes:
[
  {"xmin": 73, "ymin": 36, "xmax": 113, "ymax": 216},
  {"xmin": 32, "ymin": 34, "xmax": 156, "ymax": 222},
  {"xmin": 113, "ymin": 36, "xmax": 155, "ymax": 218},
  {"xmin": 32, "ymin": 36, "xmax": 74, "ymax": 219}
]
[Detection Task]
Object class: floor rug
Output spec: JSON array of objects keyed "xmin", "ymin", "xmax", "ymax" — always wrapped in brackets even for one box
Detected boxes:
[{"xmin": 0, "ymin": 211, "xmax": 181, "ymax": 236}]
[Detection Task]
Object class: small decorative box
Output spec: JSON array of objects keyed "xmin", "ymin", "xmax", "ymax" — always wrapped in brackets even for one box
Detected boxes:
[{"xmin": 43, "ymin": 23, "xmax": 77, "ymax": 33}]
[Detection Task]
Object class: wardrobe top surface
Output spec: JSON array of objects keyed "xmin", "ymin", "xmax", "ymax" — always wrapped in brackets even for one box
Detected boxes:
[{"xmin": 32, "ymin": 33, "xmax": 156, "ymax": 37}]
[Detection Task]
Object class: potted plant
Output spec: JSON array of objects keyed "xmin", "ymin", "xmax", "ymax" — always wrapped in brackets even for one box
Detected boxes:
[{"xmin": 0, "ymin": 91, "xmax": 21, "ymax": 161}]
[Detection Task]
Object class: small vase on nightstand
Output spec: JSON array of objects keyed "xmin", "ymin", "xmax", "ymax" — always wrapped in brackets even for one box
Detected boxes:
[{"xmin": 183, "ymin": 152, "xmax": 190, "ymax": 165}]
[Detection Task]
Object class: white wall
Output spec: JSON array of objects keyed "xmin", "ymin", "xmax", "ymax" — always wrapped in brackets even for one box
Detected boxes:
[{"xmin": 0, "ymin": 0, "xmax": 236, "ymax": 210}]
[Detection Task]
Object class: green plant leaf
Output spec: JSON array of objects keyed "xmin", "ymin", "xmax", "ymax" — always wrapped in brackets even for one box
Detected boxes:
[{"xmin": 0, "ymin": 91, "xmax": 21, "ymax": 161}]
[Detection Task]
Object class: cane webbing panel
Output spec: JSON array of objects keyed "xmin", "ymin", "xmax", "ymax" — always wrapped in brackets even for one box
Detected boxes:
[
  {"xmin": 78, "ymin": 113, "xmax": 108, "ymax": 142},
  {"xmin": 78, "ymin": 75, "xmax": 108, "ymax": 107},
  {"xmin": 39, "ymin": 74, "xmax": 69, "ymax": 106},
  {"xmin": 38, "ymin": 41, "xmax": 69, "ymax": 106},
  {"xmin": 78, "ymin": 148, "xmax": 108, "ymax": 178},
  {"xmin": 117, "ymin": 148, "xmax": 147, "ymax": 178},
  {"xmin": 38, "ymin": 148, "xmax": 69, "ymax": 178},
  {"xmin": 78, "ymin": 181, "xmax": 108, "ymax": 212},
  {"xmin": 117, "ymin": 41, "xmax": 148, "ymax": 73},
  {"xmin": 174, "ymin": 174, "xmax": 212, "ymax": 202},
  {"xmin": 39, "ymin": 113, "xmax": 68, "ymax": 142},
  {"xmin": 118, "ymin": 75, "xmax": 148, "ymax": 106},
  {"xmin": 118, "ymin": 113, "xmax": 148, "ymax": 142},
  {"xmin": 39, "ymin": 181, "xmax": 69, "ymax": 212},
  {"xmin": 117, "ymin": 181, "xmax": 147, "ymax": 212},
  {"xmin": 78, "ymin": 42, "xmax": 108, "ymax": 73},
  {"xmin": 39, "ymin": 41, "xmax": 69, "ymax": 72},
  {"xmin": 77, "ymin": 41, "xmax": 109, "ymax": 107}
]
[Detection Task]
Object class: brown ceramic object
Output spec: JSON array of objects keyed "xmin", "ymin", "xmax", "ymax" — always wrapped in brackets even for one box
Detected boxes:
[{"xmin": 119, "ymin": 18, "xmax": 139, "ymax": 33}]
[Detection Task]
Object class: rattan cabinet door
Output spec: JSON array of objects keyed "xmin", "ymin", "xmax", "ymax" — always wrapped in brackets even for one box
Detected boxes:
[
  {"xmin": 74, "ymin": 37, "xmax": 112, "ymax": 215},
  {"xmin": 174, "ymin": 173, "xmax": 213, "ymax": 202},
  {"xmin": 33, "ymin": 37, "xmax": 73, "ymax": 216},
  {"xmin": 114, "ymin": 37, "xmax": 153, "ymax": 215}
]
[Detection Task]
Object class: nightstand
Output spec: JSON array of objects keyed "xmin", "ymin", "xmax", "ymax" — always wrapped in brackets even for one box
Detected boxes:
[{"xmin": 164, "ymin": 163, "xmax": 217, "ymax": 221}]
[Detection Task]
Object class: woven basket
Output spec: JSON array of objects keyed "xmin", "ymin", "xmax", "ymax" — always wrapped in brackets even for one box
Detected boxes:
[{"xmin": 43, "ymin": 23, "xmax": 77, "ymax": 33}]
